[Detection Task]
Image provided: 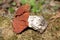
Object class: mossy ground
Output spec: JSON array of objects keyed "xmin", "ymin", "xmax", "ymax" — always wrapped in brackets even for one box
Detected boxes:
[{"xmin": 0, "ymin": 13, "xmax": 60, "ymax": 40}]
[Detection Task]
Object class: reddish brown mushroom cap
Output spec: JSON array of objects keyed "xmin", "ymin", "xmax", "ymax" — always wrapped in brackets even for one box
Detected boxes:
[
  {"xmin": 13, "ymin": 17, "xmax": 28, "ymax": 33},
  {"xmin": 12, "ymin": 4, "xmax": 30, "ymax": 33},
  {"xmin": 16, "ymin": 4, "xmax": 30, "ymax": 16}
]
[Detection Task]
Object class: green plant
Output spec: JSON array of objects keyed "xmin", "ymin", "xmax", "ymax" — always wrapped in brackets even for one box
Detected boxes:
[
  {"xmin": 21, "ymin": 0, "xmax": 45, "ymax": 13},
  {"xmin": 8, "ymin": 7, "xmax": 15, "ymax": 13}
]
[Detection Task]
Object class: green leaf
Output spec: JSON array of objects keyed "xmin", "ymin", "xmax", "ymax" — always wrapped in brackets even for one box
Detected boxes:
[
  {"xmin": 21, "ymin": 0, "xmax": 35, "ymax": 6},
  {"xmin": 12, "ymin": 2, "xmax": 16, "ymax": 6},
  {"xmin": 21, "ymin": 0, "xmax": 27, "ymax": 4},
  {"xmin": 8, "ymin": 7, "xmax": 14, "ymax": 13},
  {"xmin": 31, "ymin": 5, "xmax": 39, "ymax": 13},
  {"xmin": 29, "ymin": 0, "xmax": 35, "ymax": 6}
]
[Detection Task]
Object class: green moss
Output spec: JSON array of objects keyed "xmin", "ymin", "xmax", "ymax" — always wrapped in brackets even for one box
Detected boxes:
[
  {"xmin": 0, "ymin": 16, "xmax": 11, "ymax": 27},
  {"xmin": 0, "ymin": 17, "xmax": 5, "ymax": 22},
  {"xmin": 0, "ymin": 17, "xmax": 5, "ymax": 27}
]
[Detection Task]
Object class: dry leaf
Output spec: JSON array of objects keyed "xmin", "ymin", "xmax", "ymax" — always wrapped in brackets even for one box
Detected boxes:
[{"xmin": 50, "ymin": 9, "xmax": 60, "ymax": 22}]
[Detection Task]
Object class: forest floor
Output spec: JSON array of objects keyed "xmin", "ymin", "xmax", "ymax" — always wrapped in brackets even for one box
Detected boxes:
[
  {"xmin": 0, "ymin": 14, "xmax": 60, "ymax": 40},
  {"xmin": 0, "ymin": 0, "xmax": 60, "ymax": 40}
]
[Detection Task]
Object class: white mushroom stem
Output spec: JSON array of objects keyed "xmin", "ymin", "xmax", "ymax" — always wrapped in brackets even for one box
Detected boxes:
[{"xmin": 28, "ymin": 16, "xmax": 47, "ymax": 33}]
